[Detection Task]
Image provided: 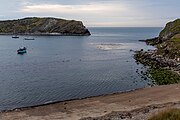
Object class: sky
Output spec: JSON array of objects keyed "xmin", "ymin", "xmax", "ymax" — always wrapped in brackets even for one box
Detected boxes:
[{"xmin": 0, "ymin": 0, "xmax": 179, "ymax": 27}]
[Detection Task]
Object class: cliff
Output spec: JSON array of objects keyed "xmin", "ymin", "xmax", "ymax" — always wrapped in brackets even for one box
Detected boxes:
[
  {"xmin": 146, "ymin": 19, "xmax": 180, "ymax": 45},
  {"xmin": 159, "ymin": 19, "xmax": 180, "ymax": 41},
  {"xmin": 0, "ymin": 17, "xmax": 91, "ymax": 36},
  {"xmin": 135, "ymin": 19, "xmax": 180, "ymax": 85},
  {"xmin": 145, "ymin": 19, "xmax": 180, "ymax": 60},
  {"xmin": 156, "ymin": 19, "xmax": 180, "ymax": 60}
]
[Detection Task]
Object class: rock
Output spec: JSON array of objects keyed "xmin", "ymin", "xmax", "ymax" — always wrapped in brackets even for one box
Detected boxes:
[
  {"xmin": 145, "ymin": 37, "xmax": 160, "ymax": 45},
  {"xmin": 0, "ymin": 17, "xmax": 91, "ymax": 36},
  {"xmin": 130, "ymin": 49, "xmax": 133, "ymax": 52}
]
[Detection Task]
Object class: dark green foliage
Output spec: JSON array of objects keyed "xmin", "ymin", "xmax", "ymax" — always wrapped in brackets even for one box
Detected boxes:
[{"xmin": 149, "ymin": 68, "xmax": 180, "ymax": 85}]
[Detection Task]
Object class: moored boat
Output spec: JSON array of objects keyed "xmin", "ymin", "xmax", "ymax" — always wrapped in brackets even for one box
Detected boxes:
[
  {"xmin": 17, "ymin": 47, "xmax": 27, "ymax": 54},
  {"xmin": 24, "ymin": 38, "xmax": 35, "ymax": 40},
  {"xmin": 12, "ymin": 35, "xmax": 19, "ymax": 38}
]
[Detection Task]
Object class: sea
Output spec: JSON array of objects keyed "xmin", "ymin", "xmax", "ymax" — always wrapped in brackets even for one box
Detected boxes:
[{"xmin": 0, "ymin": 27, "xmax": 162, "ymax": 111}]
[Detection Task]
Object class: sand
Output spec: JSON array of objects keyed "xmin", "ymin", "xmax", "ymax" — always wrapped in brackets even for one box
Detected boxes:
[{"xmin": 0, "ymin": 84, "xmax": 180, "ymax": 120}]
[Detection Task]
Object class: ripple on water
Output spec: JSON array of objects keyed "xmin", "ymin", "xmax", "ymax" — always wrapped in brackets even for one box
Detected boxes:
[{"xmin": 0, "ymin": 27, "xmax": 161, "ymax": 111}]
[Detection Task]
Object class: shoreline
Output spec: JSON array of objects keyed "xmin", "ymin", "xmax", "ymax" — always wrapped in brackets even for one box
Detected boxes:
[
  {"xmin": 0, "ymin": 87, "xmax": 146, "ymax": 113},
  {"xmin": 1, "ymin": 84, "xmax": 180, "ymax": 120}
]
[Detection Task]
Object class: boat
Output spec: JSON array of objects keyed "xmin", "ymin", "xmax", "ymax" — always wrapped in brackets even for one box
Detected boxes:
[
  {"xmin": 17, "ymin": 47, "xmax": 27, "ymax": 54},
  {"xmin": 12, "ymin": 35, "xmax": 19, "ymax": 38},
  {"xmin": 24, "ymin": 38, "xmax": 35, "ymax": 40}
]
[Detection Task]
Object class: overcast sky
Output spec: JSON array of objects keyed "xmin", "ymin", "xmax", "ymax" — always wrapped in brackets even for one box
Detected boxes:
[{"xmin": 0, "ymin": 0, "xmax": 179, "ymax": 27}]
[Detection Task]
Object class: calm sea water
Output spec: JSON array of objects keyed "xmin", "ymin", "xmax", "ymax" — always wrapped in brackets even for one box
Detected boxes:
[{"xmin": 0, "ymin": 27, "xmax": 162, "ymax": 111}]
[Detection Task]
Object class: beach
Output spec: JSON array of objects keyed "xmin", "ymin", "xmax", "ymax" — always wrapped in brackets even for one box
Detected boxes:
[
  {"xmin": 0, "ymin": 1, "xmax": 180, "ymax": 120},
  {"xmin": 1, "ymin": 84, "xmax": 180, "ymax": 120}
]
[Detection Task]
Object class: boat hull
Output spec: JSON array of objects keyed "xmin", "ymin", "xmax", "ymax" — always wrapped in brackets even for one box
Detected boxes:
[
  {"xmin": 17, "ymin": 50, "xmax": 26, "ymax": 54},
  {"xmin": 24, "ymin": 38, "xmax": 35, "ymax": 40},
  {"xmin": 12, "ymin": 36, "xmax": 19, "ymax": 38},
  {"xmin": 17, "ymin": 47, "xmax": 27, "ymax": 54}
]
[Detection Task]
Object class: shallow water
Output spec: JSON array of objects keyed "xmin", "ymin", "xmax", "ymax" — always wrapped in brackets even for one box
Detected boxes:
[{"xmin": 0, "ymin": 27, "xmax": 162, "ymax": 111}]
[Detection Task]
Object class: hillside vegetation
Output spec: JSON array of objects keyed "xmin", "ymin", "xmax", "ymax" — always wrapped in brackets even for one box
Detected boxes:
[{"xmin": 159, "ymin": 19, "xmax": 180, "ymax": 41}]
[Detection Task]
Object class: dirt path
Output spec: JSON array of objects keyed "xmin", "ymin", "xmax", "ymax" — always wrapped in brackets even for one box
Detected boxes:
[{"xmin": 0, "ymin": 84, "xmax": 180, "ymax": 120}]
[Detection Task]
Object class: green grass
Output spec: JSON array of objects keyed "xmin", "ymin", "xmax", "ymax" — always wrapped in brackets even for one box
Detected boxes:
[
  {"xmin": 149, "ymin": 68, "xmax": 180, "ymax": 85},
  {"xmin": 159, "ymin": 19, "xmax": 180, "ymax": 39},
  {"xmin": 149, "ymin": 108, "xmax": 180, "ymax": 120},
  {"xmin": 171, "ymin": 38, "xmax": 180, "ymax": 42}
]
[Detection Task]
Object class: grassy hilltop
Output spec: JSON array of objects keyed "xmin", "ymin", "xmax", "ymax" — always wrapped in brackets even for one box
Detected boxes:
[{"xmin": 159, "ymin": 19, "xmax": 180, "ymax": 41}]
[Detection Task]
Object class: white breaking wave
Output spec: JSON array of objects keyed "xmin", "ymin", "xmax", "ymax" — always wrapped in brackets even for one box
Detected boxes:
[{"xmin": 90, "ymin": 43, "xmax": 129, "ymax": 51}]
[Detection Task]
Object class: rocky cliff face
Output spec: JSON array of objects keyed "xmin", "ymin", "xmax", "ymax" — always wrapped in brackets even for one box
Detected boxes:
[
  {"xmin": 0, "ymin": 17, "xmax": 91, "ymax": 36},
  {"xmin": 145, "ymin": 19, "xmax": 180, "ymax": 60},
  {"xmin": 159, "ymin": 19, "xmax": 180, "ymax": 41}
]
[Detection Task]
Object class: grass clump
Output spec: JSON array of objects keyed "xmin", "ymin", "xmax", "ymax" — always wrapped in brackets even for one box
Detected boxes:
[
  {"xmin": 150, "ymin": 68, "xmax": 180, "ymax": 85},
  {"xmin": 149, "ymin": 108, "xmax": 180, "ymax": 120},
  {"xmin": 170, "ymin": 38, "xmax": 180, "ymax": 43}
]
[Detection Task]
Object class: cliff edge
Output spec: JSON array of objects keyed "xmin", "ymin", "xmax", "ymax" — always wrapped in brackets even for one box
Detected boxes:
[{"xmin": 159, "ymin": 19, "xmax": 180, "ymax": 41}]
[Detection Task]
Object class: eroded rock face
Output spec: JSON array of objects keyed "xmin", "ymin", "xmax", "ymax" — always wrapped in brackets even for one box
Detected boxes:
[
  {"xmin": 159, "ymin": 19, "xmax": 180, "ymax": 41},
  {"xmin": 0, "ymin": 17, "xmax": 91, "ymax": 36}
]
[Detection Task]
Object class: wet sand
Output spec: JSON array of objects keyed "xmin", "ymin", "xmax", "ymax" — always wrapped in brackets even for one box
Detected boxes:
[{"xmin": 0, "ymin": 84, "xmax": 180, "ymax": 120}]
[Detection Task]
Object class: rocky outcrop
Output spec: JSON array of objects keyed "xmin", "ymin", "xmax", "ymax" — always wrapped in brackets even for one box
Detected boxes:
[
  {"xmin": 145, "ymin": 19, "xmax": 180, "ymax": 45},
  {"xmin": 135, "ymin": 50, "xmax": 180, "ymax": 70},
  {"xmin": 159, "ymin": 19, "xmax": 180, "ymax": 41},
  {"xmin": 135, "ymin": 19, "xmax": 180, "ymax": 85},
  {"xmin": 0, "ymin": 17, "xmax": 91, "ymax": 36},
  {"xmin": 142, "ymin": 19, "xmax": 180, "ymax": 60}
]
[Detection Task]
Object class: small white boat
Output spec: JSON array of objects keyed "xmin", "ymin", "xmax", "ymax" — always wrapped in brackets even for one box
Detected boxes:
[
  {"xmin": 24, "ymin": 38, "xmax": 35, "ymax": 40},
  {"xmin": 12, "ymin": 35, "xmax": 19, "ymax": 38}
]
